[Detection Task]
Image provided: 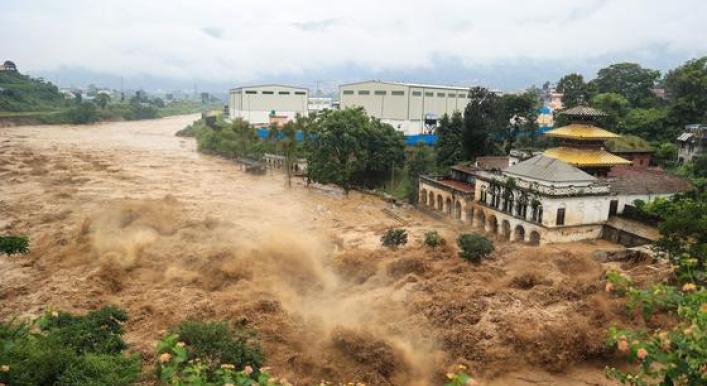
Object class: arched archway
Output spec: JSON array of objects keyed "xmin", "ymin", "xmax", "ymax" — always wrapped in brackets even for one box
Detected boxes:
[
  {"xmin": 428, "ymin": 191, "xmax": 435, "ymax": 207},
  {"xmin": 445, "ymin": 197, "xmax": 452, "ymax": 215},
  {"xmin": 529, "ymin": 231, "xmax": 541, "ymax": 246},
  {"xmin": 437, "ymin": 195, "xmax": 443, "ymax": 211},
  {"xmin": 514, "ymin": 225, "xmax": 526, "ymax": 242},
  {"xmin": 502, "ymin": 219, "xmax": 511, "ymax": 240},
  {"xmin": 420, "ymin": 189, "xmax": 428, "ymax": 206},
  {"xmin": 455, "ymin": 200, "xmax": 462, "ymax": 219},
  {"xmin": 487, "ymin": 215, "xmax": 498, "ymax": 234},
  {"xmin": 476, "ymin": 210, "xmax": 486, "ymax": 229}
]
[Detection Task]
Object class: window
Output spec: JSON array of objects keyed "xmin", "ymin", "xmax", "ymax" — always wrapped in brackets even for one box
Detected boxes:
[
  {"xmin": 412, "ymin": 91, "xmax": 422, "ymax": 96},
  {"xmin": 278, "ymin": 91, "xmax": 290, "ymax": 95},
  {"xmin": 374, "ymin": 90, "xmax": 387, "ymax": 95},
  {"xmin": 437, "ymin": 93, "xmax": 445, "ymax": 97},
  {"xmin": 556, "ymin": 208, "xmax": 565, "ymax": 226},
  {"xmin": 294, "ymin": 91, "xmax": 306, "ymax": 95},
  {"xmin": 343, "ymin": 90, "xmax": 354, "ymax": 95},
  {"xmin": 448, "ymin": 93, "xmax": 456, "ymax": 98},
  {"xmin": 424, "ymin": 92, "xmax": 433, "ymax": 97},
  {"xmin": 261, "ymin": 91, "xmax": 274, "ymax": 95},
  {"xmin": 245, "ymin": 90, "xmax": 257, "ymax": 94},
  {"xmin": 358, "ymin": 90, "xmax": 370, "ymax": 95},
  {"xmin": 391, "ymin": 91, "xmax": 404, "ymax": 96},
  {"xmin": 609, "ymin": 200, "xmax": 618, "ymax": 216}
]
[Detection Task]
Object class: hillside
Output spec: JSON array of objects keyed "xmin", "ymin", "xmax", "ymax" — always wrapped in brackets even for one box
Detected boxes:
[{"xmin": 0, "ymin": 71, "xmax": 66, "ymax": 113}]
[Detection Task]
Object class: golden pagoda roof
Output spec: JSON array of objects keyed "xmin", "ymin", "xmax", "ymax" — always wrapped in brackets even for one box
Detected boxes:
[
  {"xmin": 544, "ymin": 147, "xmax": 632, "ymax": 167},
  {"xmin": 545, "ymin": 123, "xmax": 622, "ymax": 140}
]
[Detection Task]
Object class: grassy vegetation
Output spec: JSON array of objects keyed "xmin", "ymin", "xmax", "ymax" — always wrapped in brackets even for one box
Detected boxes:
[{"xmin": 0, "ymin": 71, "xmax": 67, "ymax": 113}]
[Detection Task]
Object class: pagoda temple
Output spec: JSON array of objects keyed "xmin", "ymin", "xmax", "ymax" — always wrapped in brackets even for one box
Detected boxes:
[{"xmin": 543, "ymin": 105, "xmax": 631, "ymax": 176}]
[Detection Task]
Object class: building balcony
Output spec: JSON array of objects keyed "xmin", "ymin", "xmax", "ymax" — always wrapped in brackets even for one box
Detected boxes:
[{"xmin": 420, "ymin": 175, "xmax": 474, "ymax": 197}]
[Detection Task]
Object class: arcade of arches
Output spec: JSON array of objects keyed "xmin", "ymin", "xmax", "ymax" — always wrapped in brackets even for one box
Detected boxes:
[{"xmin": 419, "ymin": 184, "xmax": 542, "ymax": 245}]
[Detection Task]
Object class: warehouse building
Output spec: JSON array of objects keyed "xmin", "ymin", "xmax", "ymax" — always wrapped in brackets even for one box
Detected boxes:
[
  {"xmin": 229, "ymin": 84, "xmax": 308, "ymax": 125},
  {"xmin": 338, "ymin": 80, "xmax": 471, "ymax": 135}
]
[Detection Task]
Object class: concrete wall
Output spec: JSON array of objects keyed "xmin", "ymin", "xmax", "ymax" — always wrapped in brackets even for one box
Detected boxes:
[
  {"xmin": 230, "ymin": 85, "xmax": 308, "ymax": 125},
  {"xmin": 339, "ymin": 81, "xmax": 470, "ymax": 134},
  {"xmin": 418, "ymin": 179, "xmax": 473, "ymax": 222}
]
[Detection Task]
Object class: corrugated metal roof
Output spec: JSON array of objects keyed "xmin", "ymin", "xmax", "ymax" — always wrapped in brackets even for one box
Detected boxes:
[
  {"xmin": 677, "ymin": 132, "xmax": 694, "ymax": 141},
  {"xmin": 545, "ymin": 124, "xmax": 622, "ymax": 140},
  {"xmin": 560, "ymin": 105, "xmax": 607, "ymax": 117},
  {"xmin": 229, "ymin": 84, "xmax": 309, "ymax": 92},
  {"xmin": 338, "ymin": 80, "xmax": 471, "ymax": 91},
  {"xmin": 503, "ymin": 154, "xmax": 597, "ymax": 183},
  {"xmin": 544, "ymin": 147, "xmax": 632, "ymax": 167}
]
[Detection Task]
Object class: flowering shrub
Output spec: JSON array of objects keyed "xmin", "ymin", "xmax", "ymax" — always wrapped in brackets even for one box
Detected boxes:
[
  {"xmin": 156, "ymin": 320, "xmax": 266, "ymax": 384},
  {"xmin": 605, "ymin": 281, "xmax": 706, "ymax": 385},
  {"xmin": 0, "ymin": 306, "xmax": 140, "ymax": 386},
  {"xmin": 156, "ymin": 334, "xmax": 286, "ymax": 386}
]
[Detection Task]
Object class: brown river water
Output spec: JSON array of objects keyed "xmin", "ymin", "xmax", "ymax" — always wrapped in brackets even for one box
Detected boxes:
[{"xmin": 0, "ymin": 115, "xmax": 625, "ymax": 385}]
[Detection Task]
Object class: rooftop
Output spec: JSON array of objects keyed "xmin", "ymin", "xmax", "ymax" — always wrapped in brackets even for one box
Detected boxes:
[
  {"xmin": 606, "ymin": 166, "xmax": 693, "ymax": 195},
  {"xmin": 545, "ymin": 123, "xmax": 622, "ymax": 140},
  {"xmin": 503, "ymin": 154, "xmax": 597, "ymax": 183},
  {"xmin": 544, "ymin": 147, "xmax": 632, "ymax": 167},
  {"xmin": 474, "ymin": 156, "xmax": 509, "ymax": 170},
  {"xmin": 560, "ymin": 105, "xmax": 607, "ymax": 118},
  {"xmin": 339, "ymin": 80, "xmax": 471, "ymax": 91}
]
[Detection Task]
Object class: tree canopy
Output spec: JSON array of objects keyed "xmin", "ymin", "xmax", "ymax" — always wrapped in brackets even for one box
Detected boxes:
[
  {"xmin": 591, "ymin": 63, "xmax": 660, "ymax": 108},
  {"xmin": 306, "ymin": 107, "xmax": 405, "ymax": 193},
  {"xmin": 557, "ymin": 73, "xmax": 591, "ymax": 108},
  {"xmin": 462, "ymin": 87, "xmax": 503, "ymax": 160}
]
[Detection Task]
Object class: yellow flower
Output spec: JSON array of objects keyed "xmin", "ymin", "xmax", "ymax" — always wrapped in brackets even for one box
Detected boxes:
[
  {"xmin": 158, "ymin": 353, "xmax": 172, "ymax": 364},
  {"xmin": 51, "ymin": 311, "xmax": 59, "ymax": 318},
  {"xmin": 0, "ymin": 365, "xmax": 8, "ymax": 372},
  {"xmin": 636, "ymin": 348, "xmax": 648, "ymax": 360},
  {"xmin": 682, "ymin": 283, "xmax": 697, "ymax": 293}
]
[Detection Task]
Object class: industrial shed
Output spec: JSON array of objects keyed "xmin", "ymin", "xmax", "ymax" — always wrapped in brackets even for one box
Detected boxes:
[
  {"xmin": 338, "ymin": 80, "xmax": 471, "ymax": 135},
  {"xmin": 229, "ymin": 84, "xmax": 308, "ymax": 125}
]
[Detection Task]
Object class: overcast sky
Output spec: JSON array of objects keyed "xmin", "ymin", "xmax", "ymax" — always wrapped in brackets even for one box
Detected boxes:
[{"xmin": 1, "ymin": 0, "xmax": 706, "ymax": 92}]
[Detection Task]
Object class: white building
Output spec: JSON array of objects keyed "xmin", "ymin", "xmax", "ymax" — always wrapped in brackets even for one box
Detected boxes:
[
  {"xmin": 229, "ymin": 84, "xmax": 308, "ymax": 125},
  {"xmin": 338, "ymin": 80, "xmax": 472, "ymax": 135},
  {"xmin": 307, "ymin": 97, "xmax": 332, "ymax": 116}
]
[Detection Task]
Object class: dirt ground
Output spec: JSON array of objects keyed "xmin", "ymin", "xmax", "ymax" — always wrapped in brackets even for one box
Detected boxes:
[{"xmin": 0, "ymin": 115, "xmax": 635, "ymax": 385}]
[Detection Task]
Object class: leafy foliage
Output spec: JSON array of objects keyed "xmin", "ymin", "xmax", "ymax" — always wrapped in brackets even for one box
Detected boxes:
[
  {"xmin": 0, "ymin": 306, "xmax": 140, "ymax": 386},
  {"xmin": 0, "ymin": 235, "xmax": 29, "ymax": 255},
  {"xmin": 590, "ymin": 63, "xmax": 660, "ymax": 108},
  {"xmin": 462, "ymin": 87, "xmax": 504, "ymax": 160},
  {"xmin": 423, "ymin": 230, "xmax": 444, "ymax": 250},
  {"xmin": 457, "ymin": 233, "xmax": 494, "ymax": 264},
  {"xmin": 156, "ymin": 320, "xmax": 263, "ymax": 383},
  {"xmin": 381, "ymin": 228, "xmax": 408, "ymax": 249},
  {"xmin": 664, "ymin": 57, "xmax": 707, "ymax": 128},
  {"xmin": 435, "ymin": 112, "xmax": 464, "ymax": 168},
  {"xmin": 557, "ymin": 73, "xmax": 592, "ymax": 108},
  {"xmin": 0, "ymin": 71, "xmax": 67, "ymax": 112},
  {"xmin": 407, "ymin": 143, "xmax": 435, "ymax": 203},
  {"xmin": 306, "ymin": 107, "xmax": 405, "ymax": 193}
]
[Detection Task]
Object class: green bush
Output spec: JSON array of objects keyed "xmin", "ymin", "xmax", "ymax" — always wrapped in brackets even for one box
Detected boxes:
[
  {"xmin": 66, "ymin": 102, "xmax": 99, "ymax": 124},
  {"xmin": 0, "ymin": 306, "xmax": 140, "ymax": 386},
  {"xmin": 457, "ymin": 233, "xmax": 494, "ymax": 264},
  {"xmin": 0, "ymin": 235, "xmax": 29, "ymax": 255},
  {"xmin": 423, "ymin": 230, "xmax": 444, "ymax": 249},
  {"xmin": 156, "ymin": 320, "xmax": 263, "ymax": 383},
  {"xmin": 381, "ymin": 228, "xmax": 408, "ymax": 249}
]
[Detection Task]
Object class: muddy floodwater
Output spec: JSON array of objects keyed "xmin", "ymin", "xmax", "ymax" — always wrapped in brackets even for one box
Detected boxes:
[{"xmin": 1, "ymin": 115, "xmax": 626, "ymax": 385}]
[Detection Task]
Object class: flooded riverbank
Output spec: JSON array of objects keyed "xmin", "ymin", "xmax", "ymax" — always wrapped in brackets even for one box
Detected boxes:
[{"xmin": 1, "ymin": 115, "xmax": 624, "ymax": 385}]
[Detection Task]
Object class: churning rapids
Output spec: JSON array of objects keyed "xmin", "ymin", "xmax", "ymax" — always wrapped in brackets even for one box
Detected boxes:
[{"xmin": 1, "ymin": 115, "xmax": 628, "ymax": 385}]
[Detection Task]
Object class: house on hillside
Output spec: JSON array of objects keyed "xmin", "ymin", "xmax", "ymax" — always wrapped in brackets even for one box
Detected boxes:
[
  {"xmin": 1, "ymin": 60, "xmax": 17, "ymax": 72},
  {"xmin": 677, "ymin": 124, "xmax": 706, "ymax": 164}
]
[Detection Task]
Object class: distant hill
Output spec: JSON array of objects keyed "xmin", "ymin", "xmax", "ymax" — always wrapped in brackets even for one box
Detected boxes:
[{"xmin": 0, "ymin": 71, "xmax": 67, "ymax": 112}]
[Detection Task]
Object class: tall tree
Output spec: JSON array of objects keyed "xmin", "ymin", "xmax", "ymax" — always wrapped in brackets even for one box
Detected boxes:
[
  {"xmin": 500, "ymin": 91, "xmax": 540, "ymax": 153},
  {"xmin": 280, "ymin": 121, "xmax": 298, "ymax": 187},
  {"xmin": 591, "ymin": 92, "xmax": 630, "ymax": 130},
  {"xmin": 407, "ymin": 143, "xmax": 434, "ymax": 204},
  {"xmin": 664, "ymin": 56, "xmax": 707, "ymax": 127},
  {"xmin": 435, "ymin": 112, "xmax": 463, "ymax": 168},
  {"xmin": 556, "ymin": 73, "xmax": 591, "ymax": 108},
  {"xmin": 306, "ymin": 107, "xmax": 404, "ymax": 193},
  {"xmin": 462, "ymin": 87, "xmax": 503, "ymax": 159},
  {"xmin": 591, "ymin": 63, "xmax": 660, "ymax": 108}
]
